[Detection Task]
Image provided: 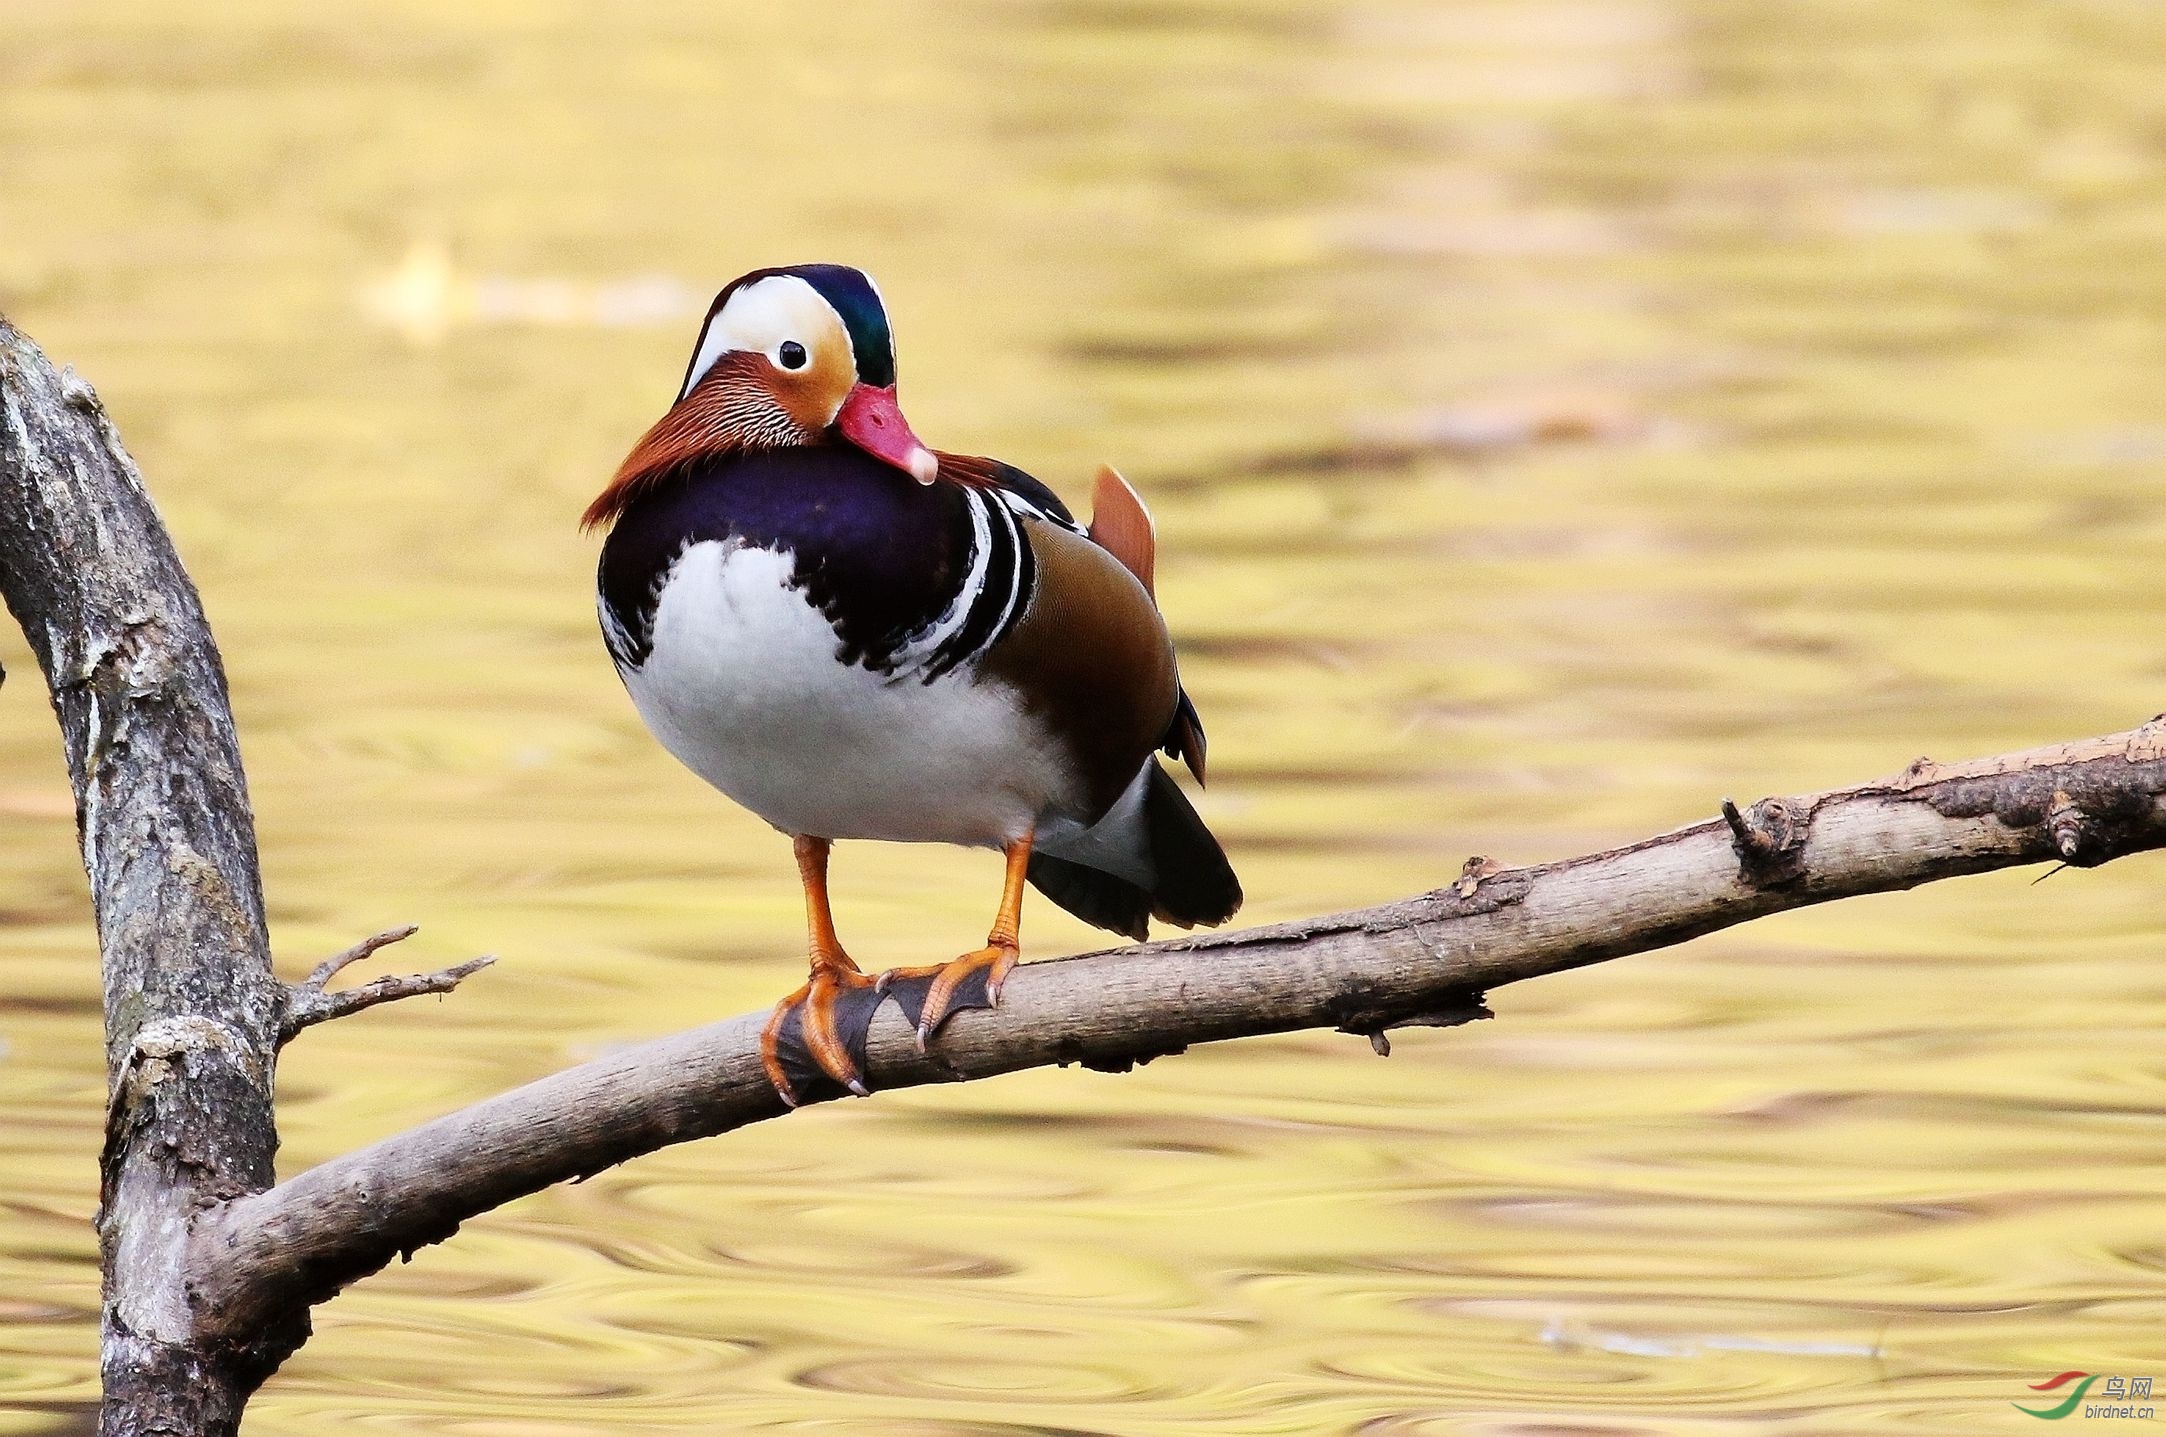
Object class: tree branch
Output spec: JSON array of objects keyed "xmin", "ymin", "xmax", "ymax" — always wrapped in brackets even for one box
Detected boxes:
[
  {"xmin": 187, "ymin": 721, "xmax": 2166, "ymax": 1340},
  {"xmin": 1, "ymin": 316, "xmax": 304, "ymax": 1432},
  {"xmin": 279, "ymin": 925, "xmax": 496, "ymax": 1044}
]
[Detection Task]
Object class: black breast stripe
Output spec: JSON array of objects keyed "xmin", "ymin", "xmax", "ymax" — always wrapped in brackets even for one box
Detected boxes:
[
  {"xmin": 924, "ymin": 488, "xmax": 1036, "ymax": 683},
  {"xmin": 995, "ymin": 494, "xmax": 1040, "ymax": 647},
  {"xmin": 598, "ymin": 536, "xmax": 686, "ymax": 670}
]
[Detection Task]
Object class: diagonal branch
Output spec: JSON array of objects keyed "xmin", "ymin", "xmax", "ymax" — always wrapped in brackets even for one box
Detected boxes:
[{"xmin": 186, "ymin": 721, "xmax": 2166, "ymax": 1341}]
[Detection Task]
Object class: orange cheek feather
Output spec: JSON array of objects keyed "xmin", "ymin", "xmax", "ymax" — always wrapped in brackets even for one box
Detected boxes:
[
  {"xmin": 582, "ymin": 359, "xmax": 802, "ymax": 530},
  {"xmin": 773, "ymin": 341, "xmax": 854, "ymax": 434},
  {"xmin": 582, "ymin": 396, "xmax": 721, "ymax": 529}
]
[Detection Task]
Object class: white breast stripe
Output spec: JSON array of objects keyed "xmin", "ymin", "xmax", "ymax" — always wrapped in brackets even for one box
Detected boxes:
[
  {"xmin": 871, "ymin": 486, "xmax": 1048, "ymax": 685},
  {"xmin": 886, "ymin": 486, "xmax": 992, "ymax": 676},
  {"xmin": 986, "ymin": 491, "xmax": 1028, "ymax": 637},
  {"xmin": 989, "ymin": 485, "xmax": 1082, "ymax": 534},
  {"xmin": 914, "ymin": 487, "xmax": 1038, "ymax": 683}
]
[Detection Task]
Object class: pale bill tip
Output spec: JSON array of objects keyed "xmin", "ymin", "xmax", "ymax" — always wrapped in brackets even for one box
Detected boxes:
[{"xmin": 907, "ymin": 446, "xmax": 940, "ymax": 485}]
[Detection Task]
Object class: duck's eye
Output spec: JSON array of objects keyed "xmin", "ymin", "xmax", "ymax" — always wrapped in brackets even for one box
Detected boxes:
[{"xmin": 777, "ymin": 340, "xmax": 808, "ymax": 371}]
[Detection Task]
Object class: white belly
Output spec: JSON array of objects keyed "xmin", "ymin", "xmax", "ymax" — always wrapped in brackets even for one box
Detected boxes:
[{"xmin": 619, "ymin": 540, "xmax": 1077, "ymax": 846}]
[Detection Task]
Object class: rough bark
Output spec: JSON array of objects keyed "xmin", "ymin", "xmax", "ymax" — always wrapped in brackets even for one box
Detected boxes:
[
  {"xmin": 0, "ymin": 317, "xmax": 488, "ymax": 1432},
  {"xmin": 0, "ymin": 318, "xmax": 295, "ymax": 1431},
  {"xmin": 3, "ymin": 312, "xmax": 2162, "ymax": 1427}
]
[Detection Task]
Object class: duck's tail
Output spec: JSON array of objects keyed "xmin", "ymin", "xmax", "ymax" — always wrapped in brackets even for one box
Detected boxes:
[{"xmin": 1027, "ymin": 762, "xmax": 1242, "ymax": 942}]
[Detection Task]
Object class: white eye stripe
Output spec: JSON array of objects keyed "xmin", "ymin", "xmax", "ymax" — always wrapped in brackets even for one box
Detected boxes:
[{"xmin": 680, "ymin": 275, "xmax": 851, "ymax": 400}]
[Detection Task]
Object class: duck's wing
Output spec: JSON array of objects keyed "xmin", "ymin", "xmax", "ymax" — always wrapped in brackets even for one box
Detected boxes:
[
  {"xmin": 942, "ymin": 451, "xmax": 1208, "ymax": 788},
  {"xmin": 1084, "ymin": 466, "xmax": 1206, "ymax": 783}
]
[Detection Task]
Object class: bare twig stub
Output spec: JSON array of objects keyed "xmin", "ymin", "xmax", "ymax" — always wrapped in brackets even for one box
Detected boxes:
[
  {"xmin": 302, "ymin": 924, "xmax": 422, "ymax": 989},
  {"xmin": 4, "ymin": 312, "xmax": 2164, "ymax": 1433},
  {"xmin": 279, "ymin": 925, "xmax": 495, "ymax": 1044}
]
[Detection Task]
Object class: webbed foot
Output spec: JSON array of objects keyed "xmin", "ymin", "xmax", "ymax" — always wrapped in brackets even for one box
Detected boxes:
[
  {"xmin": 877, "ymin": 940, "xmax": 1021, "ymax": 1050},
  {"xmin": 760, "ymin": 962, "xmax": 885, "ymax": 1107}
]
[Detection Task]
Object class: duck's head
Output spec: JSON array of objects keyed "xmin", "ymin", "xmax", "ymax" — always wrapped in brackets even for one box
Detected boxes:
[{"xmin": 584, "ymin": 263, "xmax": 937, "ymax": 529}]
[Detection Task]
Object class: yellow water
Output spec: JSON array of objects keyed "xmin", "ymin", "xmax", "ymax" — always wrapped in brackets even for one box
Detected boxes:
[{"xmin": 2, "ymin": 1, "xmax": 2163, "ymax": 1432}]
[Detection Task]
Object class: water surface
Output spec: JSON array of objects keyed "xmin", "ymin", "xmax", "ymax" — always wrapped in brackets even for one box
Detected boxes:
[{"xmin": 1, "ymin": 2, "xmax": 2161, "ymax": 1432}]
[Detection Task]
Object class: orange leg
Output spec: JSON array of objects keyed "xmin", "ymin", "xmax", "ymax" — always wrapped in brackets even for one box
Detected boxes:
[
  {"xmin": 877, "ymin": 830, "xmax": 1033, "ymax": 1049},
  {"xmin": 759, "ymin": 835, "xmax": 882, "ymax": 1107}
]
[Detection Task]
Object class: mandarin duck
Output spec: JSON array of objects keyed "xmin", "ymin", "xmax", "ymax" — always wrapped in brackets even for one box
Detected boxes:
[{"xmin": 587, "ymin": 264, "xmax": 1240, "ymax": 1106}]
